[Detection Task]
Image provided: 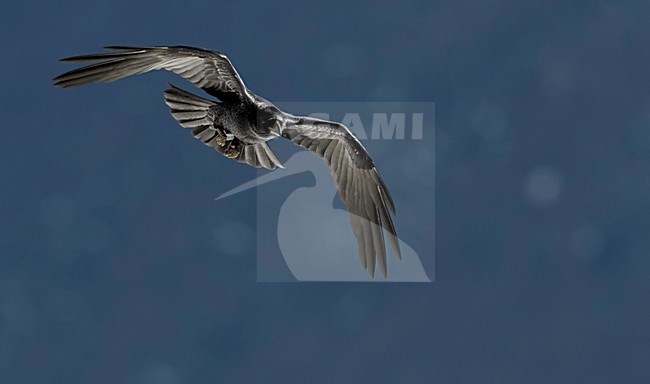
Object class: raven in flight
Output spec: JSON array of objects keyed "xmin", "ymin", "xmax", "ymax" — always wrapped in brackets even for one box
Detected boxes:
[{"xmin": 53, "ymin": 45, "xmax": 401, "ymax": 277}]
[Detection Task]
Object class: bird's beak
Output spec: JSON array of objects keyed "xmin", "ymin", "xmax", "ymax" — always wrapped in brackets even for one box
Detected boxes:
[
  {"xmin": 215, "ymin": 163, "xmax": 304, "ymax": 201},
  {"xmin": 215, "ymin": 153, "xmax": 313, "ymax": 201}
]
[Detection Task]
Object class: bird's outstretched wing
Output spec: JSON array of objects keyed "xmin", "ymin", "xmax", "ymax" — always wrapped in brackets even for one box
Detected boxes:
[
  {"xmin": 53, "ymin": 46, "xmax": 251, "ymax": 103},
  {"xmin": 282, "ymin": 117, "xmax": 401, "ymax": 277}
]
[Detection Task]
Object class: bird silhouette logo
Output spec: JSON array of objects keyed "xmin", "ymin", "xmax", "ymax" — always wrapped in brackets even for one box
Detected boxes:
[{"xmin": 217, "ymin": 151, "xmax": 431, "ymax": 282}]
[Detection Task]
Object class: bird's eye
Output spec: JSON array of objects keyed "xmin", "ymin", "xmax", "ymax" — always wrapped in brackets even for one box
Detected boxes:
[{"xmin": 258, "ymin": 109, "xmax": 277, "ymax": 124}]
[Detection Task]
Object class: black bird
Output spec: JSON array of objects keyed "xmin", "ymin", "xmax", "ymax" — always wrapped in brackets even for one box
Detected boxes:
[{"xmin": 53, "ymin": 45, "xmax": 401, "ymax": 277}]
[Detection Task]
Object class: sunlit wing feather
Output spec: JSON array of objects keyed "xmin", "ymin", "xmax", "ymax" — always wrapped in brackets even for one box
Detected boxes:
[
  {"xmin": 53, "ymin": 45, "xmax": 251, "ymax": 103},
  {"xmin": 282, "ymin": 117, "xmax": 401, "ymax": 277}
]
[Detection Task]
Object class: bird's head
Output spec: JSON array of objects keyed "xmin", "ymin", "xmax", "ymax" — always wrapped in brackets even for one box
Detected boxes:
[{"xmin": 254, "ymin": 99, "xmax": 284, "ymax": 137}]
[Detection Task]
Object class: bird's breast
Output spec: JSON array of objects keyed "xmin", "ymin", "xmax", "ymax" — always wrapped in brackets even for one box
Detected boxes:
[{"xmin": 212, "ymin": 104, "xmax": 266, "ymax": 145}]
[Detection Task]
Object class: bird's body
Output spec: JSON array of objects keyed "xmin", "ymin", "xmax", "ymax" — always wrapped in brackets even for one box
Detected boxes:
[
  {"xmin": 53, "ymin": 45, "xmax": 401, "ymax": 277},
  {"xmin": 214, "ymin": 95, "xmax": 280, "ymax": 144}
]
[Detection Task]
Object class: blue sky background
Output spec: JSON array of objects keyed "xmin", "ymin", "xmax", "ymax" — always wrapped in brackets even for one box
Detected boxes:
[{"xmin": 1, "ymin": 0, "xmax": 650, "ymax": 382}]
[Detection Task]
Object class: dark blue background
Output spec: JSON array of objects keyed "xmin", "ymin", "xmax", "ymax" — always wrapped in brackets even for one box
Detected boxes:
[{"xmin": 1, "ymin": 1, "xmax": 649, "ymax": 382}]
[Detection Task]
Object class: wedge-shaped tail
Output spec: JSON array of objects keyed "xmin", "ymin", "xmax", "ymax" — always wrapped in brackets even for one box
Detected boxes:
[{"xmin": 164, "ymin": 83, "xmax": 217, "ymax": 128}]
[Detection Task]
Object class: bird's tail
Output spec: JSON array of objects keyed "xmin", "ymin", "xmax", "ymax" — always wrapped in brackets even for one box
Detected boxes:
[{"xmin": 163, "ymin": 82, "xmax": 217, "ymax": 128}]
